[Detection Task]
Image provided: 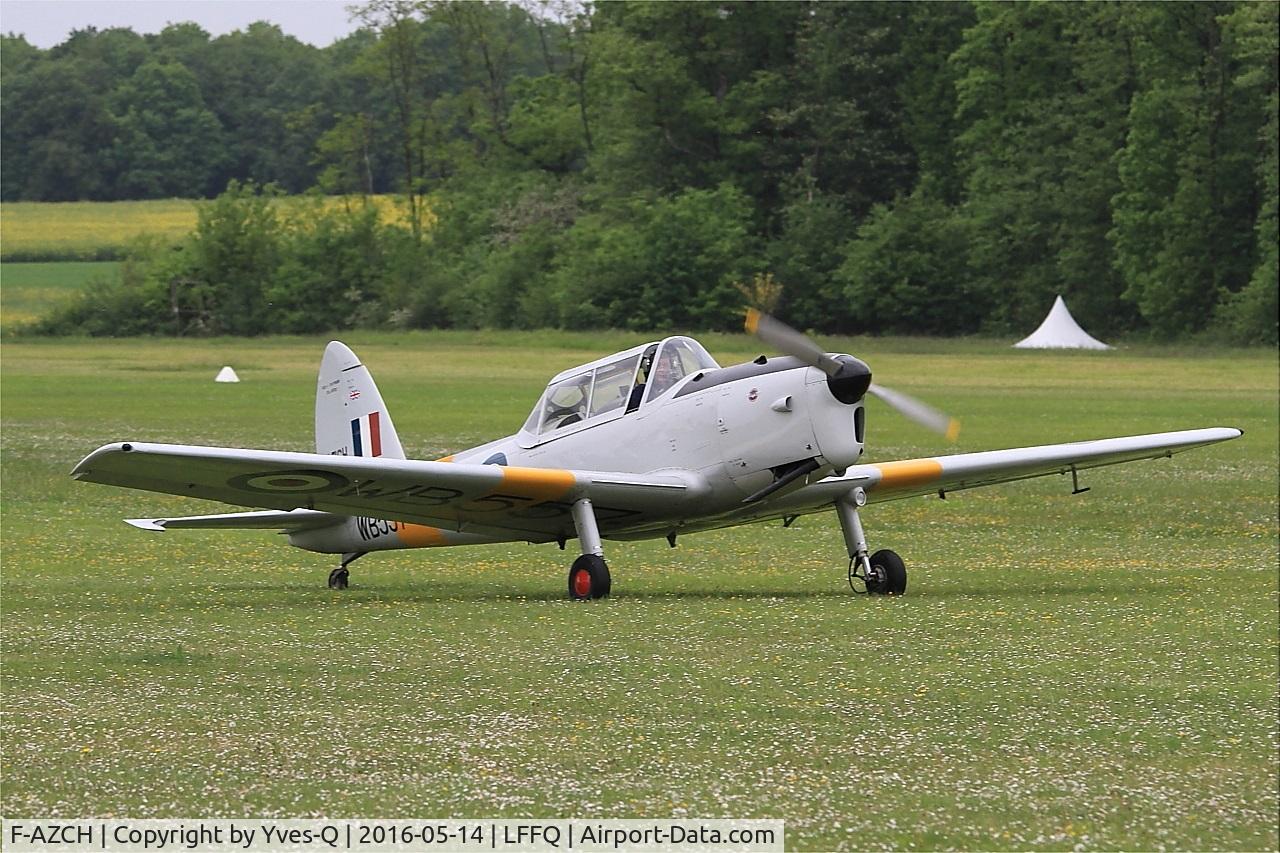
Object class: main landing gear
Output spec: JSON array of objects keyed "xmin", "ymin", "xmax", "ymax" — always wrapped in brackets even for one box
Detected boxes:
[
  {"xmin": 567, "ymin": 498, "xmax": 611, "ymax": 600},
  {"xmin": 836, "ymin": 488, "xmax": 907, "ymax": 595},
  {"xmin": 328, "ymin": 552, "xmax": 364, "ymax": 590}
]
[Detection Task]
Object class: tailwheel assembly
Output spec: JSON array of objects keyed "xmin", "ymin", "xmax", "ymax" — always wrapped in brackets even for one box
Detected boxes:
[{"xmin": 328, "ymin": 552, "xmax": 364, "ymax": 590}]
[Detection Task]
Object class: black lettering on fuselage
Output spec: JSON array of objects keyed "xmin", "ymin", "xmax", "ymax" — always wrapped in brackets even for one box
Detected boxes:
[{"xmin": 355, "ymin": 516, "xmax": 405, "ymax": 541}]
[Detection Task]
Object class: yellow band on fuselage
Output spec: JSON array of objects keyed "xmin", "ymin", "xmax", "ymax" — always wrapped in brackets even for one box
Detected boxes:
[{"xmin": 398, "ymin": 523, "xmax": 450, "ymax": 547}]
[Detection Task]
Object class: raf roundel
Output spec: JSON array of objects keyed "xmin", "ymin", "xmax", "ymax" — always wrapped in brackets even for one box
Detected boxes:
[{"xmin": 226, "ymin": 470, "xmax": 350, "ymax": 494}]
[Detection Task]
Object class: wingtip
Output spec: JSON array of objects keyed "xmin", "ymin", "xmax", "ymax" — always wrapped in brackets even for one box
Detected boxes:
[
  {"xmin": 744, "ymin": 308, "xmax": 761, "ymax": 334},
  {"xmin": 125, "ymin": 518, "xmax": 168, "ymax": 531},
  {"xmin": 71, "ymin": 441, "xmax": 133, "ymax": 477},
  {"xmin": 945, "ymin": 419, "xmax": 961, "ymax": 443}
]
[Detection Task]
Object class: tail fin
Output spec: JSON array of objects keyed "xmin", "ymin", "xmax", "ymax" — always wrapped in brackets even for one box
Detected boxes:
[{"xmin": 315, "ymin": 341, "xmax": 406, "ymax": 459}]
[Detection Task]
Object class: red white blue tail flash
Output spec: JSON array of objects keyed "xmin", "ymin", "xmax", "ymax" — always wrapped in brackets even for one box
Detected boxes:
[{"xmin": 351, "ymin": 412, "xmax": 382, "ymax": 457}]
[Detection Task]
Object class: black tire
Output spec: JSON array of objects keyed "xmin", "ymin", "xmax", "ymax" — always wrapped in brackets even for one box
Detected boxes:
[
  {"xmin": 328, "ymin": 567, "xmax": 349, "ymax": 590},
  {"xmin": 867, "ymin": 549, "xmax": 907, "ymax": 596},
  {"xmin": 568, "ymin": 554, "xmax": 611, "ymax": 600}
]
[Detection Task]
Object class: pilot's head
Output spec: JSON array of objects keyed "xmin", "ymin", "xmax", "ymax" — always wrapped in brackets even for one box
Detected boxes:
[{"xmin": 652, "ymin": 351, "xmax": 679, "ymax": 391}]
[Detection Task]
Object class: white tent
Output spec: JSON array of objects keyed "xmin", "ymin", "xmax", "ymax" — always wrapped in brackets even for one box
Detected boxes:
[
  {"xmin": 1013, "ymin": 295, "xmax": 1111, "ymax": 350},
  {"xmin": 214, "ymin": 366, "xmax": 241, "ymax": 382}
]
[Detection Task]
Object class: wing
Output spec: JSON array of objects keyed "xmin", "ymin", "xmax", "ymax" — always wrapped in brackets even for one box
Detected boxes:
[
  {"xmin": 73, "ymin": 442, "xmax": 706, "ymax": 538},
  {"xmin": 773, "ymin": 427, "xmax": 1242, "ymax": 509}
]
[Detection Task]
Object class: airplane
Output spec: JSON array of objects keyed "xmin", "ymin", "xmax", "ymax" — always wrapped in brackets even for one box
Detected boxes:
[{"xmin": 71, "ymin": 312, "xmax": 1242, "ymax": 599}]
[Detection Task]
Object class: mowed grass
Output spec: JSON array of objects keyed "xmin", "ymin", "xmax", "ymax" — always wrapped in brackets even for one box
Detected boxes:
[
  {"xmin": 0, "ymin": 262, "xmax": 120, "ymax": 331},
  {"xmin": 1, "ymin": 333, "xmax": 1276, "ymax": 850}
]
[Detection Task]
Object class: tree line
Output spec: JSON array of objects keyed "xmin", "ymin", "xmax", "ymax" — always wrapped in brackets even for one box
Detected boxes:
[{"xmin": 7, "ymin": 1, "xmax": 1276, "ymax": 343}]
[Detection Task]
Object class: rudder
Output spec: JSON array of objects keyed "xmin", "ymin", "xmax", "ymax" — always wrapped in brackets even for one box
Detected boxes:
[{"xmin": 315, "ymin": 341, "xmax": 406, "ymax": 459}]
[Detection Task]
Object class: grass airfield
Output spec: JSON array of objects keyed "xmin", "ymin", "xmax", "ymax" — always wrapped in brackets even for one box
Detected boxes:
[{"xmin": 1, "ymin": 332, "xmax": 1276, "ymax": 850}]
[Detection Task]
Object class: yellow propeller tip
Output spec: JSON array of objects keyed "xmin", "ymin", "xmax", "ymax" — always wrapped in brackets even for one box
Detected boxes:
[
  {"xmin": 946, "ymin": 419, "xmax": 961, "ymax": 442},
  {"xmin": 744, "ymin": 308, "xmax": 760, "ymax": 334}
]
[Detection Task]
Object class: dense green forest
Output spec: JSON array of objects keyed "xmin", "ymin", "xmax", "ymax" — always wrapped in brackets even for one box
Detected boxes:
[{"xmin": 4, "ymin": 1, "xmax": 1276, "ymax": 342}]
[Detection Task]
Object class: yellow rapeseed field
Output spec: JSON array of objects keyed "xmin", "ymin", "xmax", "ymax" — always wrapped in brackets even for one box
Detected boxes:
[{"xmin": 0, "ymin": 195, "xmax": 421, "ymax": 259}]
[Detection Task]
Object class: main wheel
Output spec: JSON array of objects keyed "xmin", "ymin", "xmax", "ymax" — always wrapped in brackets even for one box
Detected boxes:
[
  {"xmin": 567, "ymin": 554, "xmax": 611, "ymax": 600},
  {"xmin": 866, "ymin": 549, "xmax": 906, "ymax": 596},
  {"xmin": 328, "ymin": 567, "xmax": 349, "ymax": 590}
]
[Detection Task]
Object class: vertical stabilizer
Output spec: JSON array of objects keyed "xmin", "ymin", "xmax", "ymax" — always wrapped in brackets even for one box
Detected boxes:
[{"xmin": 315, "ymin": 342, "xmax": 406, "ymax": 459}]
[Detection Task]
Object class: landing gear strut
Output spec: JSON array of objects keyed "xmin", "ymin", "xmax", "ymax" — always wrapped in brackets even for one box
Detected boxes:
[
  {"xmin": 567, "ymin": 498, "xmax": 611, "ymax": 600},
  {"xmin": 836, "ymin": 488, "xmax": 907, "ymax": 595},
  {"xmin": 328, "ymin": 552, "xmax": 364, "ymax": 590}
]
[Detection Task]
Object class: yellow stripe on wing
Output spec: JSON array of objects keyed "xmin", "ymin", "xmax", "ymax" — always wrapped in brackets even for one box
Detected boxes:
[
  {"xmin": 499, "ymin": 466, "xmax": 577, "ymax": 502},
  {"xmin": 873, "ymin": 459, "xmax": 944, "ymax": 489}
]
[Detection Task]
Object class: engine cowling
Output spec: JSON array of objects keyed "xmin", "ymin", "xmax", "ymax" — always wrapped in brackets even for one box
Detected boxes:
[
  {"xmin": 713, "ymin": 362, "xmax": 867, "ymax": 497},
  {"xmin": 804, "ymin": 363, "xmax": 867, "ymax": 473}
]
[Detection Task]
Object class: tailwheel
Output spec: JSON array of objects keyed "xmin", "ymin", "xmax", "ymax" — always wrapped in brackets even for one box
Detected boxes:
[
  {"xmin": 568, "ymin": 554, "xmax": 611, "ymax": 601},
  {"xmin": 329, "ymin": 552, "xmax": 363, "ymax": 590},
  {"xmin": 865, "ymin": 549, "xmax": 907, "ymax": 596}
]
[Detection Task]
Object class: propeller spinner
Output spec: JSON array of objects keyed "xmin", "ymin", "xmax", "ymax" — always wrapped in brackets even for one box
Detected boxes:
[{"xmin": 745, "ymin": 309, "xmax": 960, "ymax": 442}]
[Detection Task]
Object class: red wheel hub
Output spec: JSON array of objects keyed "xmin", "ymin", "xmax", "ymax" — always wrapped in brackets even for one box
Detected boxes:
[{"xmin": 572, "ymin": 567, "xmax": 592, "ymax": 598}]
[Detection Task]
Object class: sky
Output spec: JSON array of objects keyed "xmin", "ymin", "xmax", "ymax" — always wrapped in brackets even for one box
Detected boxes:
[{"xmin": 0, "ymin": 1, "xmax": 363, "ymax": 48}]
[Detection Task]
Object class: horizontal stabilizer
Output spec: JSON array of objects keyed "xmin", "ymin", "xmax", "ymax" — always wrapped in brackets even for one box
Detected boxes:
[{"xmin": 125, "ymin": 509, "xmax": 345, "ymax": 532}]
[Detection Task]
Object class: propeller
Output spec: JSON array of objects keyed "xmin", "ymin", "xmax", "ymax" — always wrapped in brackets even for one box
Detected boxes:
[
  {"xmin": 867, "ymin": 383, "xmax": 961, "ymax": 442},
  {"xmin": 744, "ymin": 308, "xmax": 960, "ymax": 442}
]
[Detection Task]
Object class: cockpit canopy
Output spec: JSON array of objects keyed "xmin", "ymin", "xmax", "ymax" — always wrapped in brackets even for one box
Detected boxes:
[{"xmin": 520, "ymin": 336, "xmax": 719, "ymax": 442}]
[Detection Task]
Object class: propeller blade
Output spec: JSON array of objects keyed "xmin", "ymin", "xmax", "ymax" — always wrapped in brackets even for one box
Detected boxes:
[
  {"xmin": 868, "ymin": 383, "xmax": 961, "ymax": 442},
  {"xmin": 745, "ymin": 308, "xmax": 843, "ymax": 377}
]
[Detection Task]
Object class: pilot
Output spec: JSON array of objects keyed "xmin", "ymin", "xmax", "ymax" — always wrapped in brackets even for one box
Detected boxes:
[{"xmin": 647, "ymin": 349, "xmax": 683, "ymax": 398}]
